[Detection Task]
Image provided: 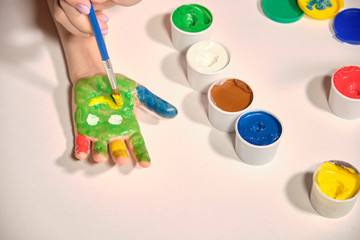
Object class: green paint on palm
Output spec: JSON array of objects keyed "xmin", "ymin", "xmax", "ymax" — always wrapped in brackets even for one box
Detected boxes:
[{"xmin": 74, "ymin": 74, "xmax": 148, "ymax": 161}]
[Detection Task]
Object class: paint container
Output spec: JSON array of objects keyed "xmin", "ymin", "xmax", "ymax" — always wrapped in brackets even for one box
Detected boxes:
[
  {"xmin": 310, "ymin": 161, "xmax": 360, "ymax": 218},
  {"xmin": 262, "ymin": 0, "xmax": 304, "ymax": 23},
  {"xmin": 208, "ymin": 79, "xmax": 254, "ymax": 132},
  {"xmin": 297, "ymin": 0, "xmax": 344, "ymax": 20},
  {"xmin": 186, "ymin": 40, "xmax": 231, "ymax": 93},
  {"xmin": 170, "ymin": 4, "xmax": 213, "ymax": 52},
  {"xmin": 235, "ymin": 110, "xmax": 282, "ymax": 166},
  {"xmin": 328, "ymin": 66, "xmax": 360, "ymax": 119},
  {"xmin": 333, "ymin": 8, "xmax": 360, "ymax": 45}
]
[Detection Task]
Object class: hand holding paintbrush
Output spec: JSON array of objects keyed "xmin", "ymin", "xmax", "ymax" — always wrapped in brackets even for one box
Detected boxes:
[
  {"xmin": 88, "ymin": 1, "xmax": 122, "ymax": 106},
  {"xmin": 50, "ymin": 0, "xmax": 141, "ymax": 37}
]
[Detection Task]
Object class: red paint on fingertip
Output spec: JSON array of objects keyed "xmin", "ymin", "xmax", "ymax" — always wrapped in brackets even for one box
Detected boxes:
[{"xmin": 76, "ymin": 135, "xmax": 89, "ymax": 154}]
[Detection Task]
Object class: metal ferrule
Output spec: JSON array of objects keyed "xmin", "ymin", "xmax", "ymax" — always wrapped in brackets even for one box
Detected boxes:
[{"xmin": 103, "ymin": 59, "xmax": 117, "ymax": 90}]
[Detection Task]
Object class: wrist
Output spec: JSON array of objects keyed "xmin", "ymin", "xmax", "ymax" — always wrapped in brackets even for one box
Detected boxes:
[{"xmin": 57, "ymin": 25, "xmax": 105, "ymax": 83}]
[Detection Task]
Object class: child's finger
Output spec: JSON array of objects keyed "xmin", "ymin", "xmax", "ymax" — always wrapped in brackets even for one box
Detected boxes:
[
  {"xmin": 65, "ymin": 0, "xmax": 91, "ymax": 14},
  {"xmin": 128, "ymin": 133, "xmax": 151, "ymax": 168},
  {"xmin": 53, "ymin": 1, "xmax": 90, "ymax": 37},
  {"xmin": 97, "ymin": 13, "xmax": 110, "ymax": 24},
  {"xmin": 110, "ymin": 139, "xmax": 130, "ymax": 165},
  {"xmin": 59, "ymin": 0, "xmax": 95, "ymax": 35},
  {"xmin": 93, "ymin": 140, "xmax": 108, "ymax": 163},
  {"xmin": 136, "ymin": 85, "xmax": 178, "ymax": 118},
  {"xmin": 75, "ymin": 134, "xmax": 90, "ymax": 159}
]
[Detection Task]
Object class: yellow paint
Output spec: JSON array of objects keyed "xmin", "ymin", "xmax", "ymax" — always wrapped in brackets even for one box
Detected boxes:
[
  {"xmin": 297, "ymin": 0, "xmax": 344, "ymax": 20},
  {"xmin": 110, "ymin": 140, "xmax": 129, "ymax": 158},
  {"xmin": 316, "ymin": 162, "xmax": 360, "ymax": 200},
  {"xmin": 112, "ymin": 94, "xmax": 123, "ymax": 107},
  {"xmin": 88, "ymin": 95, "xmax": 123, "ymax": 109}
]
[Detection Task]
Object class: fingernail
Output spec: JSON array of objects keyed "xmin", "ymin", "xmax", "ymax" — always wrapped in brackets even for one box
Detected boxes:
[
  {"xmin": 99, "ymin": 15, "xmax": 110, "ymax": 23},
  {"xmin": 101, "ymin": 29, "xmax": 108, "ymax": 35},
  {"xmin": 76, "ymin": 4, "xmax": 90, "ymax": 15}
]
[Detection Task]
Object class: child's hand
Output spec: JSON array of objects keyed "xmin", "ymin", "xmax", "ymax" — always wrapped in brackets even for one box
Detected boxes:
[
  {"xmin": 73, "ymin": 74, "xmax": 177, "ymax": 168},
  {"xmin": 49, "ymin": 0, "xmax": 141, "ymax": 37}
]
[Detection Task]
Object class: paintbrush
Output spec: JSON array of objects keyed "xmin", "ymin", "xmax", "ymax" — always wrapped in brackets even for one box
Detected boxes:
[{"xmin": 88, "ymin": 2, "xmax": 122, "ymax": 106}]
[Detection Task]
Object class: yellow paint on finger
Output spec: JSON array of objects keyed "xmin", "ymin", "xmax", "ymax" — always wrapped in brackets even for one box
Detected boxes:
[
  {"xmin": 110, "ymin": 140, "xmax": 129, "ymax": 158},
  {"xmin": 88, "ymin": 96, "xmax": 123, "ymax": 110}
]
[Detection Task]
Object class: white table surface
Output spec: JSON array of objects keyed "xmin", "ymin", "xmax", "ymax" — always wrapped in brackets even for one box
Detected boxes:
[{"xmin": 1, "ymin": 0, "xmax": 360, "ymax": 239}]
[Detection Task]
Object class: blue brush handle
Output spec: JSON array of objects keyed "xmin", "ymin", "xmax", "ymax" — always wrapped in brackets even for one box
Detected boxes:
[{"xmin": 88, "ymin": 2, "xmax": 109, "ymax": 61}]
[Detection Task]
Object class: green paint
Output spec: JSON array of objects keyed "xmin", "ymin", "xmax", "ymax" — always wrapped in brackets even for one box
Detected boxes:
[
  {"xmin": 94, "ymin": 140, "xmax": 108, "ymax": 158},
  {"xmin": 129, "ymin": 133, "xmax": 150, "ymax": 163},
  {"xmin": 74, "ymin": 74, "xmax": 148, "ymax": 161},
  {"xmin": 172, "ymin": 4, "xmax": 212, "ymax": 33}
]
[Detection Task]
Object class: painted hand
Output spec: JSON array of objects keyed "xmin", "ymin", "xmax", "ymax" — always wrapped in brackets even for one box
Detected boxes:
[{"xmin": 73, "ymin": 74, "xmax": 177, "ymax": 168}]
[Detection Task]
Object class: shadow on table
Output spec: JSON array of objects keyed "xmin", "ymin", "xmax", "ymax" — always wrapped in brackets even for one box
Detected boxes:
[
  {"xmin": 0, "ymin": 0, "xmax": 58, "ymax": 91},
  {"xmin": 146, "ymin": 13, "xmax": 173, "ymax": 49},
  {"xmin": 55, "ymin": 137, "xmax": 139, "ymax": 176},
  {"xmin": 328, "ymin": 16, "xmax": 344, "ymax": 44},
  {"xmin": 182, "ymin": 91, "xmax": 210, "ymax": 126},
  {"xmin": 306, "ymin": 75, "xmax": 332, "ymax": 112},
  {"xmin": 181, "ymin": 90, "xmax": 240, "ymax": 161},
  {"xmin": 209, "ymin": 130, "xmax": 238, "ymax": 160},
  {"xmin": 161, "ymin": 52, "xmax": 188, "ymax": 88},
  {"xmin": 285, "ymin": 171, "xmax": 316, "ymax": 214},
  {"xmin": 256, "ymin": 0, "xmax": 266, "ymax": 18}
]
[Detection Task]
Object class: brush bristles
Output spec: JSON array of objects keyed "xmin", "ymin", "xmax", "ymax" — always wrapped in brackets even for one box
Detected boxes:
[{"xmin": 113, "ymin": 89, "xmax": 120, "ymax": 95}]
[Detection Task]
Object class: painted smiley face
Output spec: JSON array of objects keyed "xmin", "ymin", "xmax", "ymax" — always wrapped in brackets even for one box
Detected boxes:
[
  {"xmin": 74, "ymin": 75, "xmax": 141, "ymax": 143},
  {"xmin": 85, "ymin": 95, "xmax": 124, "ymax": 126}
]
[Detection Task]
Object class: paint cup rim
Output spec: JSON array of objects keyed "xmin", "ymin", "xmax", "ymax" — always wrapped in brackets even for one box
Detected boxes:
[
  {"xmin": 208, "ymin": 78, "xmax": 254, "ymax": 115},
  {"xmin": 331, "ymin": 66, "xmax": 360, "ymax": 102},
  {"xmin": 186, "ymin": 40, "xmax": 231, "ymax": 75},
  {"xmin": 235, "ymin": 109, "xmax": 283, "ymax": 149},
  {"xmin": 312, "ymin": 160, "xmax": 360, "ymax": 203},
  {"xmin": 170, "ymin": 5, "xmax": 213, "ymax": 36}
]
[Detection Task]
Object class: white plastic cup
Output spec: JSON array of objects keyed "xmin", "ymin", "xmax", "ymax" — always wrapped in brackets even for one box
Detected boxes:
[
  {"xmin": 208, "ymin": 79, "xmax": 254, "ymax": 132},
  {"xmin": 186, "ymin": 40, "xmax": 231, "ymax": 93},
  {"xmin": 170, "ymin": 5, "xmax": 213, "ymax": 52},
  {"xmin": 235, "ymin": 110, "xmax": 282, "ymax": 166},
  {"xmin": 328, "ymin": 66, "xmax": 360, "ymax": 119},
  {"xmin": 310, "ymin": 161, "xmax": 360, "ymax": 218}
]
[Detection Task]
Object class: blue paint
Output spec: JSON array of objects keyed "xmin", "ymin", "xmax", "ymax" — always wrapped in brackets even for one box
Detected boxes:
[
  {"xmin": 136, "ymin": 85, "xmax": 178, "ymax": 118},
  {"xmin": 237, "ymin": 111, "xmax": 282, "ymax": 146},
  {"xmin": 333, "ymin": 8, "xmax": 360, "ymax": 45},
  {"xmin": 306, "ymin": 0, "xmax": 332, "ymax": 11}
]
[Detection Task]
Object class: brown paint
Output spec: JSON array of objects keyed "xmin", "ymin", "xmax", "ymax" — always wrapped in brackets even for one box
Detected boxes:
[{"xmin": 210, "ymin": 79, "xmax": 253, "ymax": 112}]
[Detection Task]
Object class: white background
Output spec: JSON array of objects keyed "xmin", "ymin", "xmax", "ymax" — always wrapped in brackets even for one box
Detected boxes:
[{"xmin": 1, "ymin": 0, "xmax": 360, "ymax": 239}]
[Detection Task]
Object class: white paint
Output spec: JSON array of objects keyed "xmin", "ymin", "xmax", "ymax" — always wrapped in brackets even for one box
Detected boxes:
[
  {"xmin": 86, "ymin": 113, "xmax": 99, "ymax": 126},
  {"xmin": 108, "ymin": 114, "xmax": 123, "ymax": 125},
  {"xmin": 186, "ymin": 40, "xmax": 230, "ymax": 73}
]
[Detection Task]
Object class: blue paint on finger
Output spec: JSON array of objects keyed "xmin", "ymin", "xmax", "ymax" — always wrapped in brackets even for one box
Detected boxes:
[{"xmin": 136, "ymin": 85, "xmax": 178, "ymax": 118}]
